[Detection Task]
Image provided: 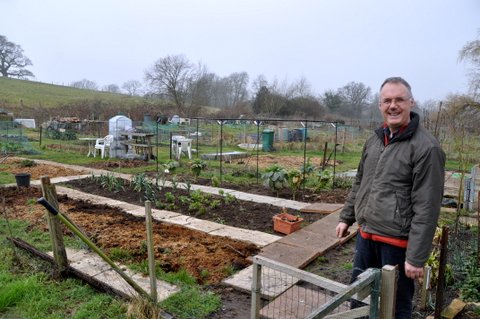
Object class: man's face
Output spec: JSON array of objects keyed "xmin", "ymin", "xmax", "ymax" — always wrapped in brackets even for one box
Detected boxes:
[{"xmin": 379, "ymin": 82, "xmax": 414, "ymax": 131}]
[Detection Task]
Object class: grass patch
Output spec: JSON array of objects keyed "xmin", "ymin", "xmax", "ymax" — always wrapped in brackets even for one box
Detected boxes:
[
  {"xmin": 1, "ymin": 214, "xmax": 224, "ymax": 318},
  {"xmin": 0, "ymin": 220, "xmax": 127, "ymax": 318},
  {"xmin": 160, "ymin": 286, "xmax": 221, "ymax": 319},
  {"xmin": 0, "ymin": 171, "xmax": 15, "ymax": 184}
]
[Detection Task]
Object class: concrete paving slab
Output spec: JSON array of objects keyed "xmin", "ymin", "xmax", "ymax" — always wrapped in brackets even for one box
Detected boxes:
[
  {"xmin": 51, "ymin": 248, "xmax": 178, "ymax": 301},
  {"xmin": 151, "ymin": 209, "xmax": 182, "ymax": 220},
  {"xmin": 223, "ymin": 265, "xmax": 298, "ymax": 298},
  {"xmin": 174, "ymin": 218, "xmax": 225, "ymax": 233},
  {"xmin": 166, "ymin": 214, "xmax": 197, "ymax": 226},
  {"xmin": 125, "ymin": 207, "xmax": 146, "ymax": 217},
  {"xmin": 209, "ymin": 226, "xmax": 280, "ymax": 247}
]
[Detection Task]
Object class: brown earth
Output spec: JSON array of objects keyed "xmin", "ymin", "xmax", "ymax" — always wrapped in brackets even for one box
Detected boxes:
[
  {"xmin": 2, "ymin": 157, "xmax": 88, "ymax": 179},
  {"xmin": 62, "ymin": 177, "xmax": 335, "ymax": 234},
  {"xmin": 1, "ymin": 186, "xmax": 257, "ymax": 285},
  {"xmin": 227, "ymin": 154, "xmax": 339, "ymax": 170}
]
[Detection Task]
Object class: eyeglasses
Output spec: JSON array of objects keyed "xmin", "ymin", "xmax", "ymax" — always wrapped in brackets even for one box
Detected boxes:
[{"xmin": 380, "ymin": 96, "xmax": 412, "ymax": 106}]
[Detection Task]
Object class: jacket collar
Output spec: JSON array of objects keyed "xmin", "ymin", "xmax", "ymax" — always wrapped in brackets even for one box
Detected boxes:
[{"xmin": 375, "ymin": 112, "xmax": 419, "ymax": 143}]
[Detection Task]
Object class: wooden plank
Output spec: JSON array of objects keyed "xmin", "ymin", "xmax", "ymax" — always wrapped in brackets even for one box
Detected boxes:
[
  {"xmin": 300, "ymin": 203, "xmax": 344, "ymax": 214},
  {"xmin": 259, "ymin": 242, "xmax": 319, "ymax": 269},
  {"xmin": 441, "ymin": 298, "xmax": 466, "ymax": 319}
]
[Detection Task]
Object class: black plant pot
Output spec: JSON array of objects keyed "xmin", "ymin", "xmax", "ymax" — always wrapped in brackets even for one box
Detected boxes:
[{"xmin": 15, "ymin": 173, "xmax": 31, "ymax": 187}]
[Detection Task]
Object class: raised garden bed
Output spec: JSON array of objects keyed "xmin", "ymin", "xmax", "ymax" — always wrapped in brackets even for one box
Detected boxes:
[{"xmin": 61, "ymin": 176, "xmax": 329, "ymax": 234}]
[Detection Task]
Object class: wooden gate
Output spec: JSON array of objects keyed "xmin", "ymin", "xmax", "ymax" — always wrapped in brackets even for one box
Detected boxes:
[{"xmin": 251, "ymin": 255, "xmax": 397, "ymax": 319}]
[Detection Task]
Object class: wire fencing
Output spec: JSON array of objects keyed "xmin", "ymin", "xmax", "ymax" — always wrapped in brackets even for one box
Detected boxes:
[{"xmin": 251, "ymin": 255, "xmax": 397, "ymax": 319}]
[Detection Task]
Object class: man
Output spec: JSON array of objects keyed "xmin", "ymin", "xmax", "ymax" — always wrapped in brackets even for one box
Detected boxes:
[{"xmin": 336, "ymin": 77, "xmax": 445, "ymax": 318}]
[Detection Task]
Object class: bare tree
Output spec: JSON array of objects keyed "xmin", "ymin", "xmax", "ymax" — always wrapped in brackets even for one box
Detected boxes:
[
  {"xmin": 186, "ymin": 62, "xmax": 212, "ymax": 109},
  {"xmin": 459, "ymin": 30, "xmax": 480, "ymax": 99},
  {"xmin": 339, "ymin": 81, "xmax": 372, "ymax": 117},
  {"xmin": 0, "ymin": 35, "xmax": 34, "ymax": 79},
  {"xmin": 70, "ymin": 79, "xmax": 99, "ymax": 90},
  {"xmin": 103, "ymin": 83, "xmax": 120, "ymax": 93},
  {"xmin": 283, "ymin": 76, "xmax": 312, "ymax": 99},
  {"xmin": 227, "ymin": 72, "xmax": 249, "ymax": 107},
  {"xmin": 145, "ymin": 54, "xmax": 194, "ymax": 114},
  {"xmin": 322, "ymin": 89, "xmax": 344, "ymax": 114},
  {"xmin": 122, "ymin": 80, "xmax": 143, "ymax": 96}
]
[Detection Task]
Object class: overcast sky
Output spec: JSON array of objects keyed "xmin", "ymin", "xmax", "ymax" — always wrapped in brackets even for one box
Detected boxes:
[{"xmin": 1, "ymin": 0, "xmax": 479, "ymax": 103}]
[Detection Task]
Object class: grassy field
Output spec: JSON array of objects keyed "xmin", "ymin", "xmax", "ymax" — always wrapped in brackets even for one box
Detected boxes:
[{"xmin": 0, "ymin": 77, "xmax": 145, "ymax": 110}]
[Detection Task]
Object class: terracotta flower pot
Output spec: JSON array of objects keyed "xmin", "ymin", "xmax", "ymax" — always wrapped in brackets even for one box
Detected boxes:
[{"xmin": 273, "ymin": 212, "xmax": 303, "ymax": 235}]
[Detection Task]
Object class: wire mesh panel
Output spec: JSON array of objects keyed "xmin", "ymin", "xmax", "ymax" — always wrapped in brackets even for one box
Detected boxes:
[{"xmin": 251, "ymin": 255, "xmax": 388, "ymax": 319}]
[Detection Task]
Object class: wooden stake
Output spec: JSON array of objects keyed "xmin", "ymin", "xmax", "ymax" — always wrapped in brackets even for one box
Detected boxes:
[
  {"xmin": 420, "ymin": 266, "xmax": 432, "ymax": 310},
  {"xmin": 145, "ymin": 200, "xmax": 158, "ymax": 302},
  {"xmin": 434, "ymin": 226, "xmax": 449, "ymax": 319},
  {"xmin": 40, "ymin": 176, "xmax": 68, "ymax": 276},
  {"xmin": 380, "ymin": 264, "xmax": 398, "ymax": 319}
]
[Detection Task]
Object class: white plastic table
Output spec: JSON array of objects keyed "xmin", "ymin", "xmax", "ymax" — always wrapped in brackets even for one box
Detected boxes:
[{"xmin": 79, "ymin": 137, "xmax": 100, "ymax": 157}]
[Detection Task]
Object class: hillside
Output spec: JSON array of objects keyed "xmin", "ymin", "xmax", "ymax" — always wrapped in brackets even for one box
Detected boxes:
[
  {"xmin": 0, "ymin": 77, "xmax": 144, "ymax": 108},
  {"xmin": 0, "ymin": 77, "xmax": 154, "ymax": 120}
]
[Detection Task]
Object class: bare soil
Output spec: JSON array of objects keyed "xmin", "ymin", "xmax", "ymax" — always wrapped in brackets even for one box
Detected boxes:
[
  {"xmin": 62, "ymin": 177, "xmax": 335, "ymax": 234},
  {"xmin": 2, "ymin": 157, "xmax": 88, "ymax": 179}
]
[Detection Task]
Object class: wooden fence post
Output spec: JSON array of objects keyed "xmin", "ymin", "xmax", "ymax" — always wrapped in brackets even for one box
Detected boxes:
[
  {"xmin": 250, "ymin": 262, "xmax": 261, "ymax": 319},
  {"xmin": 420, "ymin": 266, "xmax": 432, "ymax": 310},
  {"xmin": 145, "ymin": 200, "xmax": 157, "ymax": 302},
  {"xmin": 40, "ymin": 176, "xmax": 68, "ymax": 275},
  {"xmin": 434, "ymin": 226, "xmax": 449, "ymax": 319},
  {"xmin": 380, "ymin": 264, "xmax": 398, "ymax": 319}
]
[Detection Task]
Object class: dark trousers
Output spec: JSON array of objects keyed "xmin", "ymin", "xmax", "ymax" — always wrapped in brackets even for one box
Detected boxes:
[{"xmin": 351, "ymin": 233, "xmax": 414, "ymax": 319}]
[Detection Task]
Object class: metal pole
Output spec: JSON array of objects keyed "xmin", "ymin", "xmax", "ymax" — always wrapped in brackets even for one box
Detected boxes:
[
  {"xmin": 169, "ymin": 132, "xmax": 172, "ymax": 160},
  {"xmin": 333, "ymin": 122, "xmax": 338, "ymax": 189},
  {"xmin": 196, "ymin": 118, "xmax": 199, "ymax": 158},
  {"xmin": 256, "ymin": 121, "xmax": 260, "ymax": 184},
  {"xmin": 156, "ymin": 121, "xmax": 159, "ymax": 186},
  {"xmin": 220, "ymin": 120, "xmax": 223, "ymax": 182},
  {"xmin": 302, "ymin": 120, "xmax": 308, "ymax": 195}
]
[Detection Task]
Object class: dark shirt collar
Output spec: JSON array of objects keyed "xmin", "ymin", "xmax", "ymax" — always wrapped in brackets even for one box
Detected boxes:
[{"xmin": 382, "ymin": 123, "xmax": 409, "ymax": 145}]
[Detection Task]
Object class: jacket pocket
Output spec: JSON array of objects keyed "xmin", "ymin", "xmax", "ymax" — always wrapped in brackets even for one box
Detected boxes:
[
  {"xmin": 367, "ymin": 188, "xmax": 411, "ymax": 237},
  {"xmin": 395, "ymin": 190, "xmax": 413, "ymax": 234}
]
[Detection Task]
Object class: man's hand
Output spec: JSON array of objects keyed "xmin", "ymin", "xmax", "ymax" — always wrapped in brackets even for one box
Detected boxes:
[
  {"xmin": 336, "ymin": 222, "xmax": 349, "ymax": 238},
  {"xmin": 404, "ymin": 261, "xmax": 424, "ymax": 279}
]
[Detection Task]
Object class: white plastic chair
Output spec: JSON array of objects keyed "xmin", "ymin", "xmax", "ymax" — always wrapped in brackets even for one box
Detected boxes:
[
  {"xmin": 172, "ymin": 136, "xmax": 192, "ymax": 160},
  {"xmin": 94, "ymin": 135, "xmax": 114, "ymax": 158},
  {"xmin": 176, "ymin": 139, "xmax": 192, "ymax": 160}
]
